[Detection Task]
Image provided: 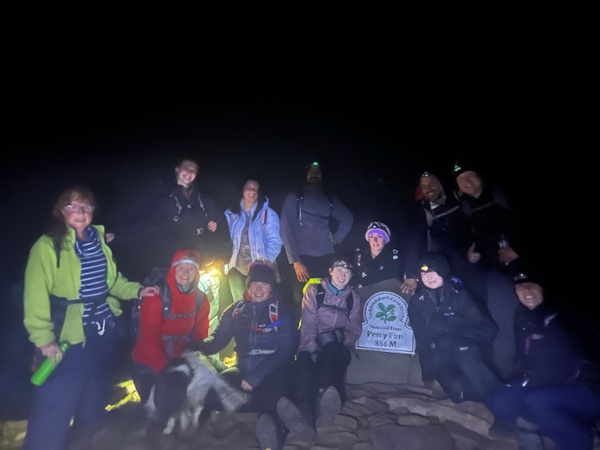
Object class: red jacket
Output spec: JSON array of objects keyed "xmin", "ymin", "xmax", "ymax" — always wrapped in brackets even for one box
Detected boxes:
[{"xmin": 132, "ymin": 272, "xmax": 209, "ymax": 373}]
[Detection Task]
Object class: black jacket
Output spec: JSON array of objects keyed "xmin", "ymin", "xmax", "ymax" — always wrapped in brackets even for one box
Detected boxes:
[
  {"xmin": 408, "ymin": 278, "xmax": 498, "ymax": 382},
  {"xmin": 113, "ymin": 181, "xmax": 231, "ymax": 267},
  {"xmin": 458, "ymin": 184, "xmax": 523, "ymax": 274},
  {"xmin": 355, "ymin": 245, "xmax": 404, "ymax": 287},
  {"xmin": 513, "ymin": 301, "xmax": 600, "ymax": 392},
  {"xmin": 405, "ymin": 194, "xmax": 473, "ymax": 279}
]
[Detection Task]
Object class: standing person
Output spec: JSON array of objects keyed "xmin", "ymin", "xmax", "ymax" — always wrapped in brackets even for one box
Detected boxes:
[
  {"xmin": 131, "ymin": 249, "xmax": 210, "ymax": 403},
  {"xmin": 107, "ymin": 157, "xmax": 232, "ymax": 274},
  {"xmin": 408, "ymin": 252, "xmax": 501, "ymax": 403},
  {"xmin": 22, "ymin": 185, "xmax": 158, "ymax": 450},
  {"xmin": 451, "ymin": 157, "xmax": 525, "ymax": 277},
  {"xmin": 487, "ymin": 272, "xmax": 600, "ymax": 450},
  {"xmin": 355, "ymin": 221, "xmax": 405, "ymax": 289},
  {"xmin": 188, "ymin": 261, "xmax": 299, "ymax": 450},
  {"xmin": 451, "ymin": 157, "xmax": 526, "ymax": 381},
  {"xmin": 280, "ymin": 161, "xmax": 354, "ymax": 317},
  {"xmin": 224, "ymin": 178, "xmax": 283, "ymax": 302},
  {"xmin": 276, "ymin": 256, "xmax": 362, "ymax": 440},
  {"xmin": 403, "ymin": 171, "xmax": 475, "ymax": 297}
]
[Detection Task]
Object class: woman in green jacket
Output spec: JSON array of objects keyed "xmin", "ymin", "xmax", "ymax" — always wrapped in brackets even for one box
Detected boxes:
[{"xmin": 22, "ymin": 185, "xmax": 158, "ymax": 450}]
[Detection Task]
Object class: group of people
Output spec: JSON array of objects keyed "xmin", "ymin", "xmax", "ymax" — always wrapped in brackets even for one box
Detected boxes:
[{"xmin": 20, "ymin": 155, "xmax": 600, "ymax": 450}]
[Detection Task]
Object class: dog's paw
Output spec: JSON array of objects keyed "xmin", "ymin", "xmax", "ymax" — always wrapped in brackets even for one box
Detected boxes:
[{"xmin": 163, "ymin": 417, "xmax": 176, "ymax": 435}]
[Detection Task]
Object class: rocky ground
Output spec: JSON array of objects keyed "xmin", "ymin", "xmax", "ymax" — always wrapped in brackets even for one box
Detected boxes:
[{"xmin": 3, "ymin": 381, "xmax": 584, "ymax": 450}]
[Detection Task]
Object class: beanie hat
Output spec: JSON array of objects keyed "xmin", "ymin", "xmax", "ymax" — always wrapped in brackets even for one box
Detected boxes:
[
  {"xmin": 513, "ymin": 272, "xmax": 544, "ymax": 286},
  {"xmin": 451, "ymin": 158, "xmax": 477, "ymax": 179},
  {"xmin": 418, "ymin": 252, "xmax": 451, "ymax": 279},
  {"xmin": 365, "ymin": 221, "xmax": 391, "ymax": 244},
  {"xmin": 246, "ymin": 261, "xmax": 277, "ymax": 288},
  {"xmin": 170, "ymin": 249, "xmax": 201, "ymax": 269}
]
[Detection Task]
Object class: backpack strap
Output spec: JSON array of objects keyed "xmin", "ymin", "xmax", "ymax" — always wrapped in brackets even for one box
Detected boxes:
[
  {"xmin": 197, "ymin": 193, "xmax": 208, "ymax": 218},
  {"xmin": 53, "ymin": 240, "xmax": 61, "ymax": 269},
  {"xmin": 315, "ymin": 284, "xmax": 353, "ymax": 319},
  {"xmin": 296, "ymin": 188, "xmax": 334, "ymax": 226},
  {"xmin": 232, "ymin": 301, "xmax": 246, "ymax": 317}
]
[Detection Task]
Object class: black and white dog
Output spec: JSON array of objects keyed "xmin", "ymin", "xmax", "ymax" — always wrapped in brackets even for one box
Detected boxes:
[{"xmin": 144, "ymin": 350, "xmax": 248, "ymax": 435}]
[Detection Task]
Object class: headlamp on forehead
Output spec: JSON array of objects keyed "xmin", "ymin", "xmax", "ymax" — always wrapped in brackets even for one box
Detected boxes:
[
  {"xmin": 333, "ymin": 260, "xmax": 353, "ymax": 270},
  {"xmin": 420, "ymin": 264, "xmax": 435, "ymax": 273}
]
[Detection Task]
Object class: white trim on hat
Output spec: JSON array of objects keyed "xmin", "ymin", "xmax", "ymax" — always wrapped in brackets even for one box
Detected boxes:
[
  {"xmin": 171, "ymin": 258, "xmax": 200, "ymax": 269},
  {"xmin": 365, "ymin": 222, "xmax": 391, "ymax": 244}
]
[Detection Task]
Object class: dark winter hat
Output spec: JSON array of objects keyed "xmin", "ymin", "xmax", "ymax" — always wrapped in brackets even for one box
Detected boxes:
[
  {"xmin": 365, "ymin": 221, "xmax": 391, "ymax": 244},
  {"xmin": 246, "ymin": 261, "xmax": 277, "ymax": 288},
  {"xmin": 451, "ymin": 158, "xmax": 477, "ymax": 179},
  {"xmin": 418, "ymin": 252, "xmax": 451, "ymax": 278},
  {"xmin": 513, "ymin": 272, "xmax": 544, "ymax": 286}
]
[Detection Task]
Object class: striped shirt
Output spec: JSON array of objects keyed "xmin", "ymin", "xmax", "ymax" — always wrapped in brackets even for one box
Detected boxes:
[{"xmin": 75, "ymin": 227, "xmax": 112, "ymax": 332}]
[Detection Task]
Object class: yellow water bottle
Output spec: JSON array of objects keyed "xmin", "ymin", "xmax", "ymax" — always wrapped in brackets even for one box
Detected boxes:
[{"xmin": 30, "ymin": 342, "xmax": 70, "ymax": 386}]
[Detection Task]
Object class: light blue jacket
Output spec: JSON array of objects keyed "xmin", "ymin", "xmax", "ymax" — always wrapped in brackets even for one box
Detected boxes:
[{"xmin": 224, "ymin": 197, "xmax": 283, "ymax": 269}]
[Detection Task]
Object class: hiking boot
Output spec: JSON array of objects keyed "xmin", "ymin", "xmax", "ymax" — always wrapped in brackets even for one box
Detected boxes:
[
  {"xmin": 316, "ymin": 386, "xmax": 342, "ymax": 428},
  {"xmin": 276, "ymin": 397, "xmax": 316, "ymax": 440},
  {"xmin": 256, "ymin": 413, "xmax": 283, "ymax": 450}
]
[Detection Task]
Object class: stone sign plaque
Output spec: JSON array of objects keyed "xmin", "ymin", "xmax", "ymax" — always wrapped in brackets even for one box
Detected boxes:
[{"xmin": 356, "ymin": 281, "xmax": 415, "ymax": 355}]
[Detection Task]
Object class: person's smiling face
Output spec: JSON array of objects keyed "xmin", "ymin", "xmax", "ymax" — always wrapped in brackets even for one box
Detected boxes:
[
  {"xmin": 421, "ymin": 270, "xmax": 443, "ymax": 289},
  {"xmin": 248, "ymin": 281, "xmax": 272, "ymax": 302},
  {"xmin": 515, "ymin": 282, "xmax": 544, "ymax": 310},
  {"xmin": 329, "ymin": 266, "xmax": 352, "ymax": 290},
  {"xmin": 61, "ymin": 200, "xmax": 94, "ymax": 235},
  {"xmin": 368, "ymin": 233, "xmax": 386, "ymax": 254},
  {"xmin": 419, "ymin": 175, "xmax": 442, "ymax": 202},
  {"xmin": 175, "ymin": 263, "xmax": 198, "ymax": 291},
  {"xmin": 456, "ymin": 171, "xmax": 483, "ymax": 198},
  {"xmin": 176, "ymin": 160, "xmax": 198, "ymax": 188},
  {"xmin": 242, "ymin": 180, "xmax": 259, "ymax": 204}
]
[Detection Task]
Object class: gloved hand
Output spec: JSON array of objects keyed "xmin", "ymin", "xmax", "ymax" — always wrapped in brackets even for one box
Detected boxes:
[{"xmin": 296, "ymin": 351, "xmax": 313, "ymax": 365}]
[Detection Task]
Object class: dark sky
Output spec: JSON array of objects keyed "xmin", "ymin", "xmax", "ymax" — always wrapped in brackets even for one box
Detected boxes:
[{"xmin": 1, "ymin": 41, "xmax": 584, "ymax": 297}]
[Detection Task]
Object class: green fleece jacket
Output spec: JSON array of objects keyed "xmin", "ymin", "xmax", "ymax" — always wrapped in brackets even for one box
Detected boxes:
[{"xmin": 23, "ymin": 224, "xmax": 142, "ymax": 348}]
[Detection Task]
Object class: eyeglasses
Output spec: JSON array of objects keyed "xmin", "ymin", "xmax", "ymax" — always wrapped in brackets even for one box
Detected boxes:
[{"xmin": 66, "ymin": 204, "xmax": 95, "ymax": 214}]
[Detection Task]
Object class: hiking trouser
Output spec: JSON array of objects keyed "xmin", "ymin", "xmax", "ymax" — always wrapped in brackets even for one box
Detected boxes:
[
  {"xmin": 227, "ymin": 267, "xmax": 247, "ymax": 304},
  {"xmin": 218, "ymin": 362, "xmax": 293, "ymax": 414},
  {"xmin": 23, "ymin": 321, "xmax": 118, "ymax": 450},
  {"xmin": 433, "ymin": 342, "xmax": 500, "ymax": 403},
  {"xmin": 131, "ymin": 362, "xmax": 155, "ymax": 405},
  {"xmin": 295, "ymin": 342, "xmax": 351, "ymax": 409},
  {"xmin": 487, "ymin": 384, "xmax": 600, "ymax": 450}
]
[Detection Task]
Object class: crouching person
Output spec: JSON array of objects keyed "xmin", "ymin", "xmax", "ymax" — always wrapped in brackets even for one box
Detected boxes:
[
  {"xmin": 188, "ymin": 261, "xmax": 299, "ymax": 450},
  {"xmin": 487, "ymin": 272, "xmax": 600, "ymax": 450},
  {"xmin": 408, "ymin": 252, "xmax": 501, "ymax": 403},
  {"xmin": 277, "ymin": 255, "xmax": 363, "ymax": 440},
  {"xmin": 131, "ymin": 249, "xmax": 210, "ymax": 404}
]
